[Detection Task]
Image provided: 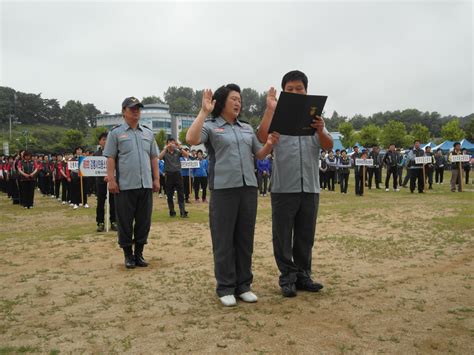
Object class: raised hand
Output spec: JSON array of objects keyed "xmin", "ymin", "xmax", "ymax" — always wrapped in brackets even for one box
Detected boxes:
[
  {"xmin": 202, "ymin": 89, "xmax": 216, "ymax": 114},
  {"xmin": 266, "ymin": 87, "xmax": 277, "ymax": 112}
]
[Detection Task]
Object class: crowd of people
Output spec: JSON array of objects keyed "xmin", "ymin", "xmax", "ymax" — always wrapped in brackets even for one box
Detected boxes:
[{"xmin": 1, "ymin": 71, "xmax": 472, "ymax": 308}]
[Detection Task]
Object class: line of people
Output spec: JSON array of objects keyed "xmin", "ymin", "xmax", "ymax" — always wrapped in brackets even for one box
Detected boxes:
[{"xmin": 317, "ymin": 141, "xmax": 471, "ymax": 196}]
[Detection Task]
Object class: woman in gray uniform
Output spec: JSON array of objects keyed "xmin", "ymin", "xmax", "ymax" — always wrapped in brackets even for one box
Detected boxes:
[{"xmin": 187, "ymin": 84, "xmax": 278, "ymax": 307}]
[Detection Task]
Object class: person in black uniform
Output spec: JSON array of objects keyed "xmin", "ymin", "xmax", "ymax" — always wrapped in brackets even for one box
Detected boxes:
[
  {"xmin": 368, "ymin": 145, "xmax": 381, "ymax": 189},
  {"xmin": 94, "ymin": 132, "xmax": 117, "ymax": 232},
  {"xmin": 434, "ymin": 148, "xmax": 446, "ymax": 184},
  {"xmin": 337, "ymin": 149, "xmax": 351, "ymax": 194},
  {"xmin": 462, "ymin": 149, "xmax": 471, "ymax": 185},
  {"xmin": 424, "ymin": 146, "xmax": 435, "ymax": 190},
  {"xmin": 159, "ymin": 138, "xmax": 190, "ymax": 218},
  {"xmin": 18, "ymin": 151, "xmax": 38, "ymax": 208},
  {"xmin": 407, "ymin": 140, "xmax": 425, "ymax": 193},
  {"xmin": 351, "ymin": 146, "xmax": 362, "ymax": 195},
  {"xmin": 383, "ymin": 143, "xmax": 400, "ymax": 192}
]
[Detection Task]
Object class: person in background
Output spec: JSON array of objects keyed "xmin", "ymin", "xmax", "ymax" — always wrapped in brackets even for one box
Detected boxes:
[
  {"xmin": 407, "ymin": 140, "xmax": 425, "ymax": 193},
  {"xmin": 355, "ymin": 150, "xmax": 368, "ymax": 196},
  {"xmin": 383, "ymin": 143, "xmax": 400, "ymax": 192},
  {"xmin": 462, "ymin": 149, "xmax": 471, "ymax": 185},
  {"xmin": 158, "ymin": 158, "xmax": 166, "ymax": 198},
  {"xmin": 256, "ymin": 154, "xmax": 271, "ymax": 197},
  {"xmin": 424, "ymin": 146, "xmax": 435, "ymax": 190},
  {"xmin": 94, "ymin": 132, "xmax": 117, "ymax": 232},
  {"xmin": 319, "ymin": 150, "xmax": 328, "ymax": 190},
  {"xmin": 448, "ymin": 142, "xmax": 463, "ymax": 192},
  {"xmin": 368, "ymin": 145, "xmax": 381, "ymax": 189},
  {"xmin": 159, "ymin": 138, "xmax": 189, "ymax": 218},
  {"xmin": 337, "ymin": 149, "xmax": 351, "ymax": 194},
  {"xmin": 325, "ymin": 150, "xmax": 337, "ymax": 191},
  {"xmin": 335, "ymin": 149, "xmax": 341, "ymax": 185},
  {"xmin": 180, "ymin": 147, "xmax": 193, "ymax": 204},
  {"xmin": 192, "ymin": 149, "xmax": 209, "ymax": 202},
  {"xmin": 434, "ymin": 148, "xmax": 446, "ymax": 184},
  {"xmin": 396, "ymin": 148, "xmax": 404, "ymax": 187},
  {"xmin": 18, "ymin": 151, "xmax": 39, "ymax": 209},
  {"xmin": 351, "ymin": 146, "xmax": 362, "ymax": 196}
]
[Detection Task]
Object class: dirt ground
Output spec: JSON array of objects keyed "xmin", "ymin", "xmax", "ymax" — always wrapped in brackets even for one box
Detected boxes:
[{"xmin": 0, "ymin": 179, "xmax": 473, "ymax": 354}]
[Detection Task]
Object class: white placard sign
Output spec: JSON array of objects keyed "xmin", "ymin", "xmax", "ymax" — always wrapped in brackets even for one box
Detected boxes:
[
  {"xmin": 450, "ymin": 155, "xmax": 470, "ymax": 163},
  {"xmin": 355, "ymin": 159, "xmax": 373, "ymax": 166},
  {"xmin": 181, "ymin": 160, "xmax": 200, "ymax": 169},
  {"xmin": 67, "ymin": 161, "xmax": 79, "ymax": 171},
  {"xmin": 79, "ymin": 156, "xmax": 108, "ymax": 176},
  {"xmin": 415, "ymin": 156, "xmax": 432, "ymax": 164}
]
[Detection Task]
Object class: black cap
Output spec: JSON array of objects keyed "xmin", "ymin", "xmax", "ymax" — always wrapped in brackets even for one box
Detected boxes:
[{"xmin": 122, "ymin": 97, "xmax": 144, "ymax": 109}]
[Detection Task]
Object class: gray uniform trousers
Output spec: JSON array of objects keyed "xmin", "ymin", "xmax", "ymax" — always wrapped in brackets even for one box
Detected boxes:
[
  {"xmin": 209, "ymin": 186, "xmax": 257, "ymax": 297},
  {"xmin": 114, "ymin": 188, "xmax": 153, "ymax": 247},
  {"xmin": 271, "ymin": 192, "xmax": 319, "ymax": 287}
]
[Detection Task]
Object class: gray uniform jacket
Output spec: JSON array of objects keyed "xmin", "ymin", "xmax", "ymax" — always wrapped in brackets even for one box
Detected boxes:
[
  {"xmin": 271, "ymin": 130, "xmax": 325, "ymax": 193},
  {"xmin": 201, "ymin": 117, "xmax": 262, "ymax": 190},
  {"xmin": 103, "ymin": 123, "xmax": 158, "ymax": 190}
]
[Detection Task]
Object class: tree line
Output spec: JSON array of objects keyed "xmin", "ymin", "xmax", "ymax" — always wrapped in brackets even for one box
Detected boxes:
[{"xmin": 1, "ymin": 85, "xmax": 473, "ymax": 153}]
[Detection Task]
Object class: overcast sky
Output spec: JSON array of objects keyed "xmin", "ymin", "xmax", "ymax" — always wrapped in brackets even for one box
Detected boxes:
[{"xmin": 1, "ymin": 0, "xmax": 473, "ymax": 117}]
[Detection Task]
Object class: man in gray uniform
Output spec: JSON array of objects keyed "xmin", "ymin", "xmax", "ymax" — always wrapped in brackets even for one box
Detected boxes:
[
  {"xmin": 104, "ymin": 97, "xmax": 160, "ymax": 269},
  {"xmin": 258, "ymin": 70, "xmax": 333, "ymax": 297}
]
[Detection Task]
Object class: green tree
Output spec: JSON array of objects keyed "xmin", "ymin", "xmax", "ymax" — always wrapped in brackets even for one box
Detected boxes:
[
  {"xmin": 169, "ymin": 97, "xmax": 193, "ymax": 114},
  {"xmin": 179, "ymin": 128, "xmax": 188, "ymax": 146},
  {"xmin": 410, "ymin": 123, "xmax": 431, "ymax": 143},
  {"xmin": 464, "ymin": 118, "xmax": 474, "ymax": 141},
  {"xmin": 379, "ymin": 120, "xmax": 407, "ymax": 148},
  {"xmin": 359, "ymin": 124, "xmax": 381, "ymax": 147},
  {"xmin": 240, "ymin": 88, "xmax": 260, "ymax": 118},
  {"xmin": 142, "ymin": 96, "xmax": 164, "ymax": 105},
  {"xmin": 441, "ymin": 119, "xmax": 465, "ymax": 141},
  {"xmin": 83, "ymin": 103, "xmax": 101, "ymax": 128},
  {"xmin": 62, "ymin": 100, "xmax": 87, "ymax": 131},
  {"xmin": 338, "ymin": 121, "xmax": 355, "ymax": 149},
  {"xmin": 155, "ymin": 129, "xmax": 167, "ymax": 150},
  {"xmin": 91, "ymin": 126, "xmax": 109, "ymax": 145},
  {"xmin": 62, "ymin": 129, "xmax": 84, "ymax": 151}
]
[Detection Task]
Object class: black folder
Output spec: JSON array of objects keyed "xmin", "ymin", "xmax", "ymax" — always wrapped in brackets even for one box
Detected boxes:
[{"xmin": 268, "ymin": 92, "xmax": 327, "ymax": 136}]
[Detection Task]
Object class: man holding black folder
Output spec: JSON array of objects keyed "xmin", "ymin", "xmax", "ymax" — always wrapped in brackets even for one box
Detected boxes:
[{"xmin": 257, "ymin": 70, "xmax": 333, "ymax": 297}]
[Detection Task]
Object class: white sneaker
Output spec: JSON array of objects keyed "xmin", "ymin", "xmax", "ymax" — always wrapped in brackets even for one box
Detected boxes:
[
  {"xmin": 84, "ymin": 204, "xmax": 90, "ymax": 208},
  {"xmin": 51, "ymin": 195, "xmax": 55, "ymax": 199},
  {"xmin": 78, "ymin": 203, "xmax": 83, "ymax": 207},
  {"xmin": 62, "ymin": 201, "xmax": 66, "ymax": 205},
  {"xmin": 238, "ymin": 291, "xmax": 258, "ymax": 303},
  {"xmin": 57, "ymin": 198, "xmax": 61, "ymax": 201},
  {"xmin": 395, "ymin": 188, "xmax": 400, "ymax": 192},
  {"xmin": 69, "ymin": 203, "xmax": 74, "ymax": 207},
  {"xmin": 159, "ymin": 194, "xmax": 163, "ymax": 198},
  {"xmin": 385, "ymin": 188, "xmax": 389, "ymax": 192},
  {"xmin": 219, "ymin": 295, "xmax": 237, "ymax": 307},
  {"xmin": 73, "ymin": 204, "xmax": 79, "ymax": 210}
]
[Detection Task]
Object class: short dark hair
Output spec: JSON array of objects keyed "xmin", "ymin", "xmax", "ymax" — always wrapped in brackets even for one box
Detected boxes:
[
  {"xmin": 341, "ymin": 149, "xmax": 347, "ymax": 154},
  {"xmin": 98, "ymin": 132, "xmax": 108, "ymax": 141},
  {"xmin": 23, "ymin": 150, "xmax": 32, "ymax": 157},
  {"xmin": 335, "ymin": 149, "xmax": 340, "ymax": 152},
  {"xmin": 414, "ymin": 140, "xmax": 420, "ymax": 144},
  {"xmin": 281, "ymin": 70, "xmax": 308, "ymax": 91},
  {"xmin": 211, "ymin": 84, "xmax": 241, "ymax": 118},
  {"xmin": 74, "ymin": 146, "xmax": 83, "ymax": 153},
  {"xmin": 197, "ymin": 149, "xmax": 203, "ymax": 155},
  {"xmin": 166, "ymin": 138, "xmax": 176, "ymax": 144},
  {"xmin": 453, "ymin": 142, "xmax": 461, "ymax": 147}
]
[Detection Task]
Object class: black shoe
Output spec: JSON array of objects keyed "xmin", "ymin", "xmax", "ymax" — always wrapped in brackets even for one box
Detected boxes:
[
  {"xmin": 281, "ymin": 283, "xmax": 297, "ymax": 297},
  {"xmin": 295, "ymin": 279, "xmax": 324, "ymax": 292},
  {"xmin": 96, "ymin": 223, "xmax": 105, "ymax": 232},
  {"xmin": 169, "ymin": 210, "xmax": 176, "ymax": 217},
  {"xmin": 111, "ymin": 222, "xmax": 118, "ymax": 231},
  {"xmin": 124, "ymin": 255, "xmax": 136, "ymax": 269},
  {"xmin": 180, "ymin": 211, "xmax": 189, "ymax": 218},
  {"xmin": 123, "ymin": 246, "xmax": 135, "ymax": 269},
  {"xmin": 135, "ymin": 255, "xmax": 149, "ymax": 267}
]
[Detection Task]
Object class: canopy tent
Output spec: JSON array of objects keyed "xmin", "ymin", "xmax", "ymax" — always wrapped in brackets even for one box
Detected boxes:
[
  {"xmin": 460, "ymin": 139, "xmax": 474, "ymax": 151},
  {"xmin": 421, "ymin": 142, "xmax": 436, "ymax": 150},
  {"xmin": 432, "ymin": 140, "xmax": 455, "ymax": 152}
]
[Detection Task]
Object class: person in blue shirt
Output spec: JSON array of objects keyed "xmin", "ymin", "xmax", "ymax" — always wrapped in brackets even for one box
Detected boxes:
[
  {"xmin": 256, "ymin": 155, "xmax": 271, "ymax": 196},
  {"xmin": 192, "ymin": 149, "xmax": 209, "ymax": 202},
  {"xmin": 159, "ymin": 159, "xmax": 165, "ymax": 198}
]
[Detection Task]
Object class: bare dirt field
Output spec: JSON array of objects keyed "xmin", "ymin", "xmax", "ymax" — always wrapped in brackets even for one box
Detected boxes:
[{"xmin": 1, "ymin": 177, "xmax": 473, "ymax": 354}]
